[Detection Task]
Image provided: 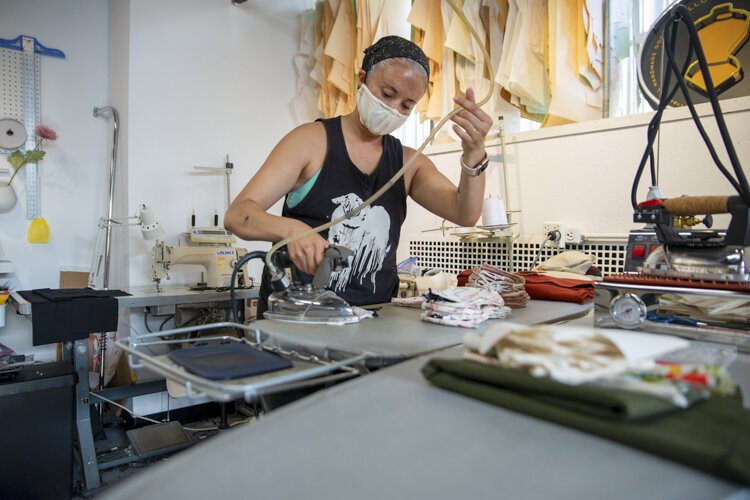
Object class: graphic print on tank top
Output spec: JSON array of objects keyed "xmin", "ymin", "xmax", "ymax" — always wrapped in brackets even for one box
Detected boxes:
[{"xmin": 327, "ymin": 193, "xmax": 391, "ymax": 293}]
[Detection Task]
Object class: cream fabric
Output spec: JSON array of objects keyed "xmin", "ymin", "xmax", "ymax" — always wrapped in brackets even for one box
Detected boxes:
[{"xmin": 532, "ymin": 250, "xmax": 596, "ymax": 275}]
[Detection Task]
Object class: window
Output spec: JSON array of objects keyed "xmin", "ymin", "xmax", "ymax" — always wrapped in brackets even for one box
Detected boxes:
[{"xmin": 609, "ymin": 0, "xmax": 677, "ymax": 117}]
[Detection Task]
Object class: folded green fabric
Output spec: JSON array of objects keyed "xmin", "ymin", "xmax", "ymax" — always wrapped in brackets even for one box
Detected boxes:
[{"xmin": 422, "ymin": 358, "xmax": 750, "ymax": 485}]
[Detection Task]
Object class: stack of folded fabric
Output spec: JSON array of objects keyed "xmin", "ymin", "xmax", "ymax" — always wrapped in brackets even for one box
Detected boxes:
[
  {"xmin": 462, "ymin": 324, "xmax": 737, "ymax": 408},
  {"xmin": 422, "ymin": 325, "xmax": 750, "ymax": 485},
  {"xmin": 421, "ymin": 287, "xmax": 511, "ymax": 328},
  {"xmin": 519, "ymin": 251, "xmax": 599, "ymax": 303},
  {"xmin": 468, "ymin": 263, "xmax": 530, "ymax": 308},
  {"xmin": 518, "ymin": 272, "xmax": 595, "ymax": 303}
]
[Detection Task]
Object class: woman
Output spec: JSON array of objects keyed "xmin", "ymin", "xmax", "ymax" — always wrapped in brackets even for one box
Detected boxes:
[{"xmin": 225, "ymin": 36, "xmax": 492, "ymax": 317}]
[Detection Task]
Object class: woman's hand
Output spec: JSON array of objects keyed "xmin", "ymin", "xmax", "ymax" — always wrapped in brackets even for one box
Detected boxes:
[
  {"xmin": 285, "ymin": 220, "xmax": 330, "ymax": 275},
  {"xmin": 451, "ymin": 88, "xmax": 493, "ymax": 167}
]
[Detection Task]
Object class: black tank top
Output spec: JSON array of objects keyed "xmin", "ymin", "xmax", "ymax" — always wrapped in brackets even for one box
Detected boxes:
[{"xmin": 257, "ymin": 116, "xmax": 407, "ymax": 316}]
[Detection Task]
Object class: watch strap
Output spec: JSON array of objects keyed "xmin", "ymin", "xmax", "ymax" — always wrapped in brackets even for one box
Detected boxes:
[{"xmin": 461, "ymin": 152, "xmax": 489, "ymax": 177}]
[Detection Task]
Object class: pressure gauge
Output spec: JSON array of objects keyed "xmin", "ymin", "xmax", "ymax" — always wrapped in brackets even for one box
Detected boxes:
[{"xmin": 609, "ymin": 293, "xmax": 648, "ymax": 329}]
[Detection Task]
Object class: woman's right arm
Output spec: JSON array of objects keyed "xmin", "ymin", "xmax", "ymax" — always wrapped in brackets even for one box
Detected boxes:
[{"xmin": 224, "ymin": 122, "xmax": 329, "ymax": 274}]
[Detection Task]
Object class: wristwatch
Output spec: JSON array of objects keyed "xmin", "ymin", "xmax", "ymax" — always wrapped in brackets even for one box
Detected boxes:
[{"xmin": 461, "ymin": 152, "xmax": 489, "ymax": 177}]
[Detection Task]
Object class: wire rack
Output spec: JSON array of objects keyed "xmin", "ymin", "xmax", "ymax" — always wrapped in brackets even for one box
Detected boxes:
[{"xmin": 117, "ymin": 322, "xmax": 366, "ymax": 403}]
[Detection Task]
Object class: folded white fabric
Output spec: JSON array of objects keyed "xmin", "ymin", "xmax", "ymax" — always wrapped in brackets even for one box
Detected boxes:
[
  {"xmin": 532, "ymin": 250, "xmax": 600, "ymax": 282},
  {"xmin": 463, "ymin": 325, "xmax": 628, "ymax": 383},
  {"xmin": 421, "ymin": 286, "xmax": 511, "ymax": 328},
  {"xmin": 414, "ymin": 271, "xmax": 457, "ymax": 294},
  {"xmin": 463, "ymin": 324, "xmax": 689, "ymax": 384},
  {"xmin": 532, "ymin": 250, "xmax": 596, "ymax": 275}
]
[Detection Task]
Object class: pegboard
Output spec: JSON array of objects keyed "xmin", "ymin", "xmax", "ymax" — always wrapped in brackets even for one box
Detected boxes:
[
  {"xmin": 0, "ymin": 36, "xmax": 44, "ymax": 218},
  {"xmin": 408, "ymin": 237, "xmax": 627, "ymax": 276},
  {"xmin": 0, "ymin": 43, "xmax": 40, "ymax": 152}
]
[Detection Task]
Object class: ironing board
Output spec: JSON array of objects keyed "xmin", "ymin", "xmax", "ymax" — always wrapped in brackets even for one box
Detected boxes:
[{"xmin": 255, "ymin": 300, "xmax": 592, "ymax": 368}]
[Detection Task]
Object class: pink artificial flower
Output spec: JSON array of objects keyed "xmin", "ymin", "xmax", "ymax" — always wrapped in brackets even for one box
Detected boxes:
[{"xmin": 35, "ymin": 124, "xmax": 57, "ymax": 141}]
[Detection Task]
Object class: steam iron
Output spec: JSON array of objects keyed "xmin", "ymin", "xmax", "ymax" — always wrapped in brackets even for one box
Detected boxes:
[
  {"xmin": 265, "ymin": 245, "xmax": 360, "ymax": 325},
  {"xmin": 596, "ymin": 196, "xmax": 750, "ymax": 351},
  {"xmin": 635, "ymin": 196, "xmax": 750, "ymax": 283}
]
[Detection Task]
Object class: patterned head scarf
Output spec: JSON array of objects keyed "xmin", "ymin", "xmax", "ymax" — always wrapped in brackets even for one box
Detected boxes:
[{"xmin": 361, "ymin": 35, "xmax": 430, "ymax": 80}]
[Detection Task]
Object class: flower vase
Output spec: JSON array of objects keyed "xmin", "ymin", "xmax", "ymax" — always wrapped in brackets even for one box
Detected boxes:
[{"xmin": 0, "ymin": 184, "xmax": 17, "ymax": 213}]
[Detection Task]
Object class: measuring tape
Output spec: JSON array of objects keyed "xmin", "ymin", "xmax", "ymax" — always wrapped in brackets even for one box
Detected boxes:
[{"xmin": 22, "ymin": 36, "xmax": 41, "ymax": 220}]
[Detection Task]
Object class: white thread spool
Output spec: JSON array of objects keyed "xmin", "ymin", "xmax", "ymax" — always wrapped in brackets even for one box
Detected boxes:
[{"xmin": 481, "ymin": 196, "xmax": 507, "ymax": 226}]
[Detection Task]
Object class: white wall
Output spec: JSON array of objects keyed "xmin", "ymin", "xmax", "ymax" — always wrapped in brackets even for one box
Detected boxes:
[
  {"xmin": 123, "ymin": 0, "xmax": 312, "ymax": 287},
  {"xmin": 0, "ymin": 0, "xmax": 312, "ymax": 359},
  {"xmin": 111, "ymin": 0, "xmax": 314, "ymax": 413},
  {"xmin": 0, "ymin": 0, "xmax": 109, "ymax": 359},
  {"xmin": 399, "ymin": 96, "xmax": 750, "ymax": 259}
]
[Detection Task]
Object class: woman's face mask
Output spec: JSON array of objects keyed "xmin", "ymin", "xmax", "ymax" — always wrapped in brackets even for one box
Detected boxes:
[{"xmin": 356, "ymin": 83, "xmax": 409, "ymax": 136}]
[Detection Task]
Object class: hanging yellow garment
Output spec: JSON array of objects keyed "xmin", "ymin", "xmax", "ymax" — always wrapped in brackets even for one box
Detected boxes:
[
  {"xmin": 356, "ymin": 0, "xmax": 388, "ymax": 74},
  {"xmin": 372, "ymin": 0, "xmax": 406, "ymax": 42},
  {"xmin": 408, "ymin": 0, "xmax": 444, "ymax": 122},
  {"xmin": 578, "ymin": 0, "xmax": 604, "ymax": 92},
  {"xmin": 325, "ymin": 0, "xmax": 356, "ymax": 114},
  {"xmin": 316, "ymin": 0, "xmax": 337, "ymax": 116},
  {"xmin": 544, "ymin": 0, "xmax": 602, "ymax": 126}
]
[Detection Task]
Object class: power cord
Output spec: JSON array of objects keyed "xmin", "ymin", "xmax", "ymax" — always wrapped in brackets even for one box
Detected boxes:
[
  {"xmin": 631, "ymin": 4, "xmax": 749, "ymax": 209},
  {"xmin": 230, "ymin": 250, "xmax": 268, "ymax": 335},
  {"xmin": 143, "ymin": 311, "xmax": 177, "ymax": 333},
  {"xmin": 530, "ymin": 230, "xmax": 561, "ymax": 270}
]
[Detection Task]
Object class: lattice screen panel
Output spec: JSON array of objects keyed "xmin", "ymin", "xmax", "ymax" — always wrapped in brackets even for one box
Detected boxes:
[{"xmin": 408, "ymin": 238, "xmax": 627, "ymax": 275}]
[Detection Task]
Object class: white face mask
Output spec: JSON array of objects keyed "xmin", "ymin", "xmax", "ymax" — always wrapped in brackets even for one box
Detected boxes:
[{"xmin": 356, "ymin": 83, "xmax": 409, "ymax": 136}]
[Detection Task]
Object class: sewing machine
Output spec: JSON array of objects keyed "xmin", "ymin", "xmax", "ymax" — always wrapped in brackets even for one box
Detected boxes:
[{"xmin": 151, "ymin": 241, "xmax": 247, "ymax": 290}]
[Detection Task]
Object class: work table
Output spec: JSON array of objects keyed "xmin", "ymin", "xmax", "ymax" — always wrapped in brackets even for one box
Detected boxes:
[
  {"xmin": 108, "ymin": 301, "xmax": 750, "ymax": 498},
  {"xmin": 8, "ymin": 284, "xmax": 259, "ymax": 316},
  {"xmin": 257, "ymin": 300, "xmax": 592, "ymax": 368}
]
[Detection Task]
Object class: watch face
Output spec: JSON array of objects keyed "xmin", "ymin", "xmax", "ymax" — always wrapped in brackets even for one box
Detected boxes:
[{"xmin": 610, "ymin": 293, "xmax": 648, "ymax": 329}]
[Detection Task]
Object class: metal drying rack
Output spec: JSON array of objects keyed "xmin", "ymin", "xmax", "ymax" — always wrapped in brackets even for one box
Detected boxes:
[{"xmin": 117, "ymin": 322, "xmax": 366, "ymax": 402}]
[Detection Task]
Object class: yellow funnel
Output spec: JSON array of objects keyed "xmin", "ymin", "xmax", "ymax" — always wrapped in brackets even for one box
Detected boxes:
[{"xmin": 28, "ymin": 217, "xmax": 50, "ymax": 244}]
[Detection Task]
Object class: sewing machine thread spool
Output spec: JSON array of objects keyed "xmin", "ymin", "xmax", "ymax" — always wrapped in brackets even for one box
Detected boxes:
[{"xmin": 482, "ymin": 196, "xmax": 507, "ymax": 226}]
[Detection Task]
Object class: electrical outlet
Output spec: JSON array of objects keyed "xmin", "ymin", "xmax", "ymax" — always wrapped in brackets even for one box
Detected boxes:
[
  {"xmin": 542, "ymin": 222, "xmax": 566, "ymax": 249},
  {"xmin": 565, "ymin": 227, "xmax": 582, "ymax": 244}
]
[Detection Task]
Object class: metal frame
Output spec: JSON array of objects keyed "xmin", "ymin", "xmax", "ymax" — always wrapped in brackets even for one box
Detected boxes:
[
  {"xmin": 117, "ymin": 322, "xmax": 365, "ymax": 403},
  {"xmin": 5, "ymin": 287, "xmax": 260, "ymax": 491},
  {"xmin": 68, "ymin": 320, "xmax": 364, "ymax": 491},
  {"xmin": 595, "ymin": 281, "xmax": 750, "ymax": 351},
  {"xmin": 62, "ymin": 339, "xmax": 167, "ymax": 491}
]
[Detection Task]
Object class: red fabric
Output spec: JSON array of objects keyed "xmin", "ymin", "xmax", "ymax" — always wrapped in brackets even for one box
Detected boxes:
[
  {"xmin": 518, "ymin": 272, "xmax": 595, "ymax": 304},
  {"xmin": 638, "ymin": 198, "xmax": 664, "ymax": 207},
  {"xmin": 457, "ymin": 268, "xmax": 473, "ymax": 287}
]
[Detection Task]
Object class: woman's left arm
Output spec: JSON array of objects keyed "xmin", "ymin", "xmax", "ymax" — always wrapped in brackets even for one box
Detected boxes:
[{"xmin": 408, "ymin": 88, "xmax": 492, "ymax": 227}]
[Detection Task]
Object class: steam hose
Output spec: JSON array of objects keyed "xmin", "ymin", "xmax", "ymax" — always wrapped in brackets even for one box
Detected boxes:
[
  {"xmin": 231, "ymin": 250, "xmax": 268, "ymax": 333},
  {"xmin": 265, "ymin": 0, "xmax": 496, "ymax": 281}
]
